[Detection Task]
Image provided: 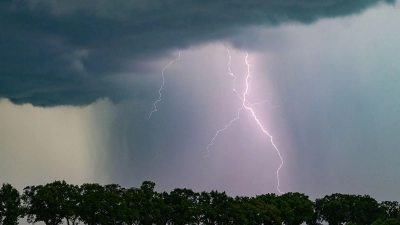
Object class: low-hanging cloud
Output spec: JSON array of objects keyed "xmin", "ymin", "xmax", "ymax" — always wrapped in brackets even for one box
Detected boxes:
[{"xmin": 0, "ymin": 0, "xmax": 395, "ymax": 106}]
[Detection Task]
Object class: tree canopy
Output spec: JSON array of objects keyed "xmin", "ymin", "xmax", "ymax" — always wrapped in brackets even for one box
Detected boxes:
[{"xmin": 0, "ymin": 181, "xmax": 399, "ymax": 225}]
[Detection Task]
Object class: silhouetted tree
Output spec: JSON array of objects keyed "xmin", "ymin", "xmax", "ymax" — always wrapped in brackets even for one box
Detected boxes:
[
  {"xmin": 230, "ymin": 196, "xmax": 249, "ymax": 224},
  {"xmin": 280, "ymin": 192, "xmax": 314, "ymax": 225},
  {"xmin": 380, "ymin": 201, "xmax": 400, "ymax": 220},
  {"xmin": 250, "ymin": 196, "xmax": 281, "ymax": 225},
  {"xmin": 63, "ymin": 183, "xmax": 81, "ymax": 225},
  {"xmin": 256, "ymin": 194, "xmax": 292, "ymax": 225},
  {"xmin": 164, "ymin": 188, "xmax": 199, "ymax": 225},
  {"xmin": 198, "ymin": 190, "xmax": 234, "ymax": 225},
  {"xmin": 9, "ymin": 180, "xmax": 400, "ymax": 225},
  {"xmin": 315, "ymin": 193, "xmax": 351, "ymax": 225},
  {"xmin": 121, "ymin": 187, "xmax": 141, "ymax": 225},
  {"xmin": 0, "ymin": 183, "xmax": 22, "ymax": 225},
  {"xmin": 23, "ymin": 181, "xmax": 74, "ymax": 225},
  {"xmin": 348, "ymin": 194, "xmax": 381, "ymax": 225},
  {"xmin": 315, "ymin": 193, "xmax": 382, "ymax": 225},
  {"xmin": 79, "ymin": 183, "xmax": 127, "ymax": 225},
  {"xmin": 132, "ymin": 181, "xmax": 171, "ymax": 225}
]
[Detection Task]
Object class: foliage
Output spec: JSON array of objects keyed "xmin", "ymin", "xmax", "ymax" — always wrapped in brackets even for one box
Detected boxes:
[
  {"xmin": 79, "ymin": 183, "xmax": 127, "ymax": 225},
  {"xmin": 372, "ymin": 218, "xmax": 400, "ymax": 225},
  {"xmin": 315, "ymin": 193, "xmax": 382, "ymax": 225},
  {"xmin": 0, "ymin": 181, "xmax": 399, "ymax": 225},
  {"xmin": 23, "ymin": 181, "xmax": 71, "ymax": 225},
  {"xmin": 380, "ymin": 201, "xmax": 400, "ymax": 220},
  {"xmin": 0, "ymin": 183, "xmax": 22, "ymax": 225},
  {"xmin": 280, "ymin": 192, "xmax": 314, "ymax": 225}
]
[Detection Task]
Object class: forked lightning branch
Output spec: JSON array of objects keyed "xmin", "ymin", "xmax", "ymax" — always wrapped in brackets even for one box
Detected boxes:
[{"xmin": 148, "ymin": 49, "xmax": 284, "ymax": 194}]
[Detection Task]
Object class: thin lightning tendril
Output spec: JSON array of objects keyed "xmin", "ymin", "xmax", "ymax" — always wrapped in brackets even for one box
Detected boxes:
[
  {"xmin": 206, "ymin": 48, "xmax": 243, "ymax": 157},
  {"xmin": 207, "ymin": 49, "xmax": 284, "ymax": 194},
  {"xmin": 206, "ymin": 108, "xmax": 243, "ymax": 158},
  {"xmin": 148, "ymin": 52, "xmax": 181, "ymax": 119},
  {"xmin": 227, "ymin": 48, "xmax": 241, "ymax": 100}
]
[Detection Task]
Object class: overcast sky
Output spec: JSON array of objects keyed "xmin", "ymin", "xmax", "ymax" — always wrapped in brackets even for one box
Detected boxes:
[{"xmin": 1, "ymin": 0, "xmax": 400, "ymax": 203}]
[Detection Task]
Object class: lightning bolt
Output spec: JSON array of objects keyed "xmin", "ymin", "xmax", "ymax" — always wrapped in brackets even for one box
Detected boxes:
[
  {"xmin": 148, "ymin": 52, "xmax": 181, "ymax": 119},
  {"xmin": 207, "ymin": 49, "xmax": 284, "ymax": 194}
]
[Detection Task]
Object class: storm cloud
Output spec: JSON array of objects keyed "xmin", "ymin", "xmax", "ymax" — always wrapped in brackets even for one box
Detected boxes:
[{"xmin": 0, "ymin": 0, "xmax": 395, "ymax": 106}]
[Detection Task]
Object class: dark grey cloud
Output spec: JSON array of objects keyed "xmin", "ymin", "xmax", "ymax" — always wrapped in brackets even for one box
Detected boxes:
[{"xmin": 0, "ymin": 0, "xmax": 395, "ymax": 106}]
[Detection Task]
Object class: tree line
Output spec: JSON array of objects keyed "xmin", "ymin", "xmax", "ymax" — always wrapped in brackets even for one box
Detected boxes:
[{"xmin": 0, "ymin": 181, "xmax": 399, "ymax": 225}]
